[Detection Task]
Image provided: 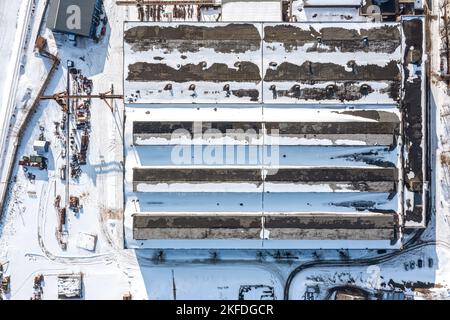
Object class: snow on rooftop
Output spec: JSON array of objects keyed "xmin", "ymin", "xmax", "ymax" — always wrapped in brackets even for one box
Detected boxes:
[
  {"xmin": 303, "ymin": 0, "xmax": 362, "ymax": 6},
  {"xmin": 303, "ymin": 8, "xmax": 371, "ymax": 22},
  {"xmin": 124, "ymin": 104, "xmax": 400, "ymax": 122},
  {"xmin": 134, "ymin": 145, "xmax": 398, "ymax": 168},
  {"xmin": 57, "ymin": 274, "xmax": 83, "ymax": 299},
  {"xmin": 123, "ymin": 21, "xmax": 403, "ymax": 104},
  {"xmin": 130, "ymin": 191, "xmax": 397, "ymax": 212},
  {"xmin": 119, "ymin": 16, "xmax": 418, "ymax": 248},
  {"xmin": 124, "ymin": 95, "xmax": 402, "ymax": 245},
  {"xmin": 221, "ymin": 0, "xmax": 282, "ymax": 22}
]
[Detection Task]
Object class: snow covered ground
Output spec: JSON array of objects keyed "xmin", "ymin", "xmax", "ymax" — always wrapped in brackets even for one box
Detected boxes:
[
  {"xmin": 0, "ymin": 0, "xmax": 132, "ymax": 300},
  {"xmin": 0, "ymin": 1, "xmax": 22, "ymax": 107},
  {"xmin": 288, "ymin": 246, "xmax": 450, "ymax": 300}
]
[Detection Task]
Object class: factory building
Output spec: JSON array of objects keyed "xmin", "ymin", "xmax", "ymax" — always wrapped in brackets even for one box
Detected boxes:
[
  {"xmin": 47, "ymin": 0, "xmax": 103, "ymax": 38},
  {"xmin": 123, "ymin": 18, "xmax": 426, "ymax": 249}
]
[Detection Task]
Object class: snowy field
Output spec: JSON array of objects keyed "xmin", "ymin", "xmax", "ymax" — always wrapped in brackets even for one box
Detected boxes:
[{"xmin": 0, "ymin": 1, "xmax": 22, "ymax": 106}]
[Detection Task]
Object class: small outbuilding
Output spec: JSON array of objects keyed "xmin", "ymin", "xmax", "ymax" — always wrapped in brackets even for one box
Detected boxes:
[
  {"xmin": 221, "ymin": 0, "xmax": 282, "ymax": 22},
  {"xmin": 76, "ymin": 232, "xmax": 97, "ymax": 251},
  {"xmin": 57, "ymin": 273, "xmax": 83, "ymax": 299},
  {"xmin": 33, "ymin": 140, "xmax": 49, "ymax": 155}
]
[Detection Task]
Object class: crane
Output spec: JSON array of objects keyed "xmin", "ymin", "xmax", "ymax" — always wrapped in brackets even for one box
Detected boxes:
[{"xmin": 40, "ymin": 85, "xmax": 123, "ymax": 112}]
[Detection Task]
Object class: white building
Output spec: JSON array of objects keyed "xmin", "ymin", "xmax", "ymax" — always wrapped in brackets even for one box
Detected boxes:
[{"xmin": 221, "ymin": 0, "xmax": 282, "ymax": 22}]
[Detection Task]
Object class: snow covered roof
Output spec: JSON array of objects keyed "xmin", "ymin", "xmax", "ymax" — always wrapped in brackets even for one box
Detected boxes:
[
  {"xmin": 33, "ymin": 140, "xmax": 49, "ymax": 147},
  {"xmin": 132, "ymin": 118, "xmax": 400, "ymax": 146},
  {"xmin": 123, "ymin": 21, "xmax": 402, "ymax": 104},
  {"xmin": 131, "ymin": 167, "xmax": 398, "ymax": 194},
  {"xmin": 123, "ymin": 18, "xmax": 427, "ymax": 247},
  {"xmin": 47, "ymin": 0, "xmax": 98, "ymax": 37},
  {"xmin": 132, "ymin": 212, "xmax": 396, "ymax": 241},
  {"xmin": 221, "ymin": 0, "xmax": 282, "ymax": 22},
  {"xmin": 57, "ymin": 274, "xmax": 83, "ymax": 299},
  {"xmin": 303, "ymin": 0, "xmax": 362, "ymax": 6}
]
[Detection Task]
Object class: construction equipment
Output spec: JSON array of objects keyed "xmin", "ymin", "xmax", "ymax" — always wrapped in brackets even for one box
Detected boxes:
[
  {"xmin": 19, "ymin": 155, "xmax": 47, "ymax": 170},
  {"xmin": 55, "ymin": 207, "xmax": 67, "ymax": 250},
  {"xmin": 32, "ymin": 272, "xmax": 44, "ymax": 299},
  {"xmin": 76, "ymin": 113, "xmax": 89, "ymax": 129},
  {"xmin": 58, "ymin": 208, "xmax": 66, "ymax": 231},
  {"xmin": 54, "ymin": 195, "xmax": 61, "ymax": 208},
  {"xmin": 78, "ymin": 152, "xmax": 87, "ymax": 166},
  {"xmin": 71, "ymin": 158, "xmax": 82, "ymax": 178},
  {"xmin": 1, "ymin": 276, "xmax": 10, "ymax": 294},
  {"xmin": 123, "ymin": 292, "xmax": 133, "ymax": 300},
  {"xmin": 61, "ymin": 115, "xmax": 67, "ymax": 131},
  {"xmin": 59, "ymin": 165, "xmax": 66, "ymax": 181},
  {"xmin": 31, "ymin": 292, "xmax": 42, "ymax": 300},
  {"xmin": 61, "ymin": 147, "xmax": 67, "ymax": 159},
  {"xmin": 81, "ymin": 131, "xmax": 90, "ymax": 152},
  {"xmin": 33, "ymin": 274, "xmax": 44, "ymax": 289},
  {"xmin": 27, "ymin": 172, "xmax": 36, "ymax": 182},
  {"xmin": 69, "ymin": 196, "xmax": 80, "ymax": 212}
]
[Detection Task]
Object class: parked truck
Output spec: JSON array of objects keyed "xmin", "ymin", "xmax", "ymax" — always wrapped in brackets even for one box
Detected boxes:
[
  {"xmin": 19, "ymin": 156, "xmax": 47, "ymax": 170},
  {"xmin": 60, "ymin": 165, "xmax": 66, "ymax": 181}
]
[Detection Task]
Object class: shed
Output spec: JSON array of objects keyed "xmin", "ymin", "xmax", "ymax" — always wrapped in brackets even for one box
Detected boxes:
[
  {"xmin": 57, "ymin": 274, "xmax": 83, "ymax": 299},
  {"xmin": 33, "ymin": 140, "xmax": 49, "ymax": 154},
  {"xmin": 34, "ymin": 36, "xmax": 47, "ymax": 51},
  {"xmin": 76, "ymin": 232, "xmax": 97, "ymax": 251}
]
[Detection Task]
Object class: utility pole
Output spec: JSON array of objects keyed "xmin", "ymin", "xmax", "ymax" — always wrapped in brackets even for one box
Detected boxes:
[
  {"xmin": 40, "ymin": 89, "xmax": 123, "ymax": 112},
  {"xmin": 65, "ymin": 66, "xmax": 71, "ymax": 210},
  {"xmin": 171, "ymin": 269, "xmax": 177, "ymax": 300}
]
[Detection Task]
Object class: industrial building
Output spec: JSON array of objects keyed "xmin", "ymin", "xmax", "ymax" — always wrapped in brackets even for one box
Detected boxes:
[
  {"xmin": 123, "ymin": 18, "xmax": 426, "ymax": 249},
  {"xmin": 47, "ymin": 0, "xmax": 103, "ymax": 37}
]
